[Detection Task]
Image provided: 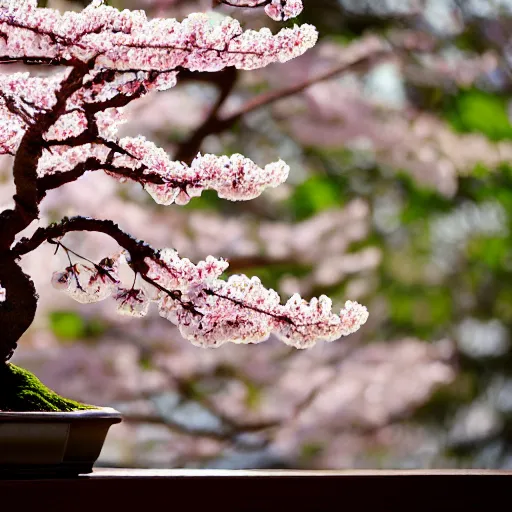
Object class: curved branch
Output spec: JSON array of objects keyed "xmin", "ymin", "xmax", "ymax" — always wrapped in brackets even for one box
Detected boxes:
[
  {"xmin": 13, "ymin": 216, "xmax": 155, "ymax": 274},
  {"xmin": 13, "ymin": 218, "xmax": 293, "ymax": 332},
  {"xmin": 37, "ymin": 157, "xmax": 169, "ymax": 198},
  {"xmin": 12, "ymin": 216, "xmax": 201, "ymax": 315}
]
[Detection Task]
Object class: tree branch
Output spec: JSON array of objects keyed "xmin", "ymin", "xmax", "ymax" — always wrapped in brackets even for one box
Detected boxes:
[
  {"xmin": 12, "ymin": 216, "xmax": 205, "ymax": 317},
  {"xmin": 174, "ymin": 67, "xmax": 238, "ymax": 164},
  {"xmin": 1, "ymin": 61, "xmax": 93, "ymax": 248},
  {"xmin": 174, "ymin": 46, "xmax": 391, "ymax": 162},
  {"xmin": 215, "ymin": 0, "xmax": 272, "ymax": 8},
  {"xmin": 36, "ymin": 156, "xmax": 171, "ymax": 198},
  {"xmin": 0, "ymin": 91, "xmax": 33, "ymax": 125},
  {"xmin": 225, "ymin": 52, "xmax": 389, "ymax": 125},
  {"xmin": 37, "ymin": 141, "xmax": 218, "ymax": 199},
  {"xmin": 84, "ymin": 83, "xmax": 148, "ymax": 114},
  {"xmin": 12, "ymin": 216, "xmax": 155, "ymax": 274},
  {"xmin": 0, "ymin": 56, "xmax": 80, "ymax": 67}
]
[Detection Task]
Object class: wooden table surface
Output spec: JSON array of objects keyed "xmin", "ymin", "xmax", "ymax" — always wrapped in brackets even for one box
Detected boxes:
[{"xmin": 1, "ymin": 469, "xmax": 510, "ymax": 511}]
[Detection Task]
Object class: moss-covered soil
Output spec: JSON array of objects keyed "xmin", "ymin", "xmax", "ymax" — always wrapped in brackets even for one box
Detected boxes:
[{"xmin": 0, "ymin": 363, "xmax": 97, "ymax": 412}]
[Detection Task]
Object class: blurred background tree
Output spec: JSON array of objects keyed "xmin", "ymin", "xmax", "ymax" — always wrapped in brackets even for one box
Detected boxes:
[{"xmin": 3, "ymin": 0, "xmax": 512, "ymax": 468}]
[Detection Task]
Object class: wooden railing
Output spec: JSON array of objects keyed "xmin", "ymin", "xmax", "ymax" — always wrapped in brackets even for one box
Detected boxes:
[{"xmin": 1, "ymin": 469, "xmax": 511, "ymax": 511}]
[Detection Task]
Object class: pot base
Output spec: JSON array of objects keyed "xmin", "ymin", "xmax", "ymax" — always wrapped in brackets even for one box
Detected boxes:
[{"xmin": 0, "ymin": 408, "xmax": 122, "ymax": 478}]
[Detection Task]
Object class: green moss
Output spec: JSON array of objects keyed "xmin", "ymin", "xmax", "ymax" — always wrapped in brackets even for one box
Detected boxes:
[{"xmin": 0, "ymin": 363, "xmax": 97, "ymax": 412}]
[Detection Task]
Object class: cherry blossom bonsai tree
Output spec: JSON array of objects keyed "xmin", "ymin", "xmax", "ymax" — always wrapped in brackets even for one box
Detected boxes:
[{"xmin": 0, "ymin": 0, "xmax": 368, "ymax": 411}]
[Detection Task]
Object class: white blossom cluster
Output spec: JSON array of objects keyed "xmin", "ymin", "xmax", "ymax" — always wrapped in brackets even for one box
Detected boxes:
[
  {"xmin": 0, "ymin": 71, "xmax": 70, "ymax": 154},
  {"xmin": 37, "ymin": 144, "xmax": 110, "ymax": 176},
  {"xmin": 216, "ymin": 1, "xmax": 303, "ymax": 21},
  {"xmin": 146, "ymin": 248, "xmax": 230, "ymax": 292},
  {"xmin": 0, "ymin": 1, "xmax": 316, "ymax": 154},
  {"xmin": 51, "ymin": 248, "xmax": 368, "ymax": 349},
  {"xmin": 158, "ymin": 271, "xmax": 369, "ymax": 349},
  {"xmin": 0, "ymin": 1, "xmax": 316, "ymax": 71},
  {"xmin": 50, "ymin": 255, "xmax": 150, "ymax": 317},
  {"xmin": 118, "ymin": 136, "xmax": 290, "ymax": 205},
  {"xmin": 36, "ymin": 138, "xmax": 289, "ymax": 204},
  {"xmin": 264, "ymin": 0, "xmax": 304, "ymax": 21},
  {"xmin": 0, "ymin": 283, "xmax": 5, "ymax": 303},
  {"xmin": 45, "ymin": 111, "xmax": 88, "ymax": 143},
  {"xmin": 154, "ymin": 258, "xmax": 369, "ymax": 349},
  {"xmin": 51, "ymin": 260, "xmax": 120, "ymax": 305}
]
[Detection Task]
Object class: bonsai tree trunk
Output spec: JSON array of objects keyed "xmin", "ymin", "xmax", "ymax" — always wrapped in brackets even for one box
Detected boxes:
[
  {"xmin": 0, "ymin": 256, "xmax": 37, "ymax": 362},
  {"xmin": 0, "ymin": 250, "xmax": 95, "ymax": 412}
]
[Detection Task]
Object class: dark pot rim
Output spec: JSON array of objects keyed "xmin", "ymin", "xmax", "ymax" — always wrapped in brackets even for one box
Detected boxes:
[{"xmin": 0, "ymin": 406, "xmax": 122, "ymax": 423}]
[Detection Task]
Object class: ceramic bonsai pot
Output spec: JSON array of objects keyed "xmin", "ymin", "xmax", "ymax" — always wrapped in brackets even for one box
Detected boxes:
[{"xmin": 0, "ymin": 407, "xmax": 122, "ymax": 477}]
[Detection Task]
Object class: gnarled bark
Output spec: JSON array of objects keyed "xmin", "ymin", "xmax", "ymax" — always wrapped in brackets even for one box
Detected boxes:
[{"xmin": 0, "ymin": 256, "xmax": 38, "ymax": 362}]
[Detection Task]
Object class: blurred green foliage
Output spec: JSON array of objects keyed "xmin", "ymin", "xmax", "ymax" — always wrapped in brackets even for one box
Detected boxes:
[
  {"xmin": 183, "ymin": 190, "xmax": 223, "ymax": 211},
  {"xmin": 289, "ymin": 175, "xmax": 343, "ymax": 220},
  {"xmin": 49, "ymin": 311, "xmax": 106, "ymax": 341},
  {"xmin": 446, "ymin": 89, "xmax": 512, "ymax": 141}
]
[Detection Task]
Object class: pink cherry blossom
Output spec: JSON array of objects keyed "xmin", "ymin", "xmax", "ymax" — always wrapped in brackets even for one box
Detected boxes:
[
  {"xmin": 51, "ymin": 260, "xmax": 119, "ymax": 304},
  {"xmin": 113, "ymin": 287, "xmax": 150, "ymax": 318},
  {"xmin": 45, "ymin": 111, "xmax": 89, "ymax": 142},
  {"xmin": 149, "ymin": 251, "xmax": 368, "ymax": 349},
  {"xmin": 37, "ymin": 144, "xmax": 110, "ymax": 176},
  {"xmin": 216, "ymin": 0, "xmax": 303, "ymax": 21},
  {"xmin": 117, "ymin": 137, "xmax": 290, "ymax": 205},
  {"xmin": 145, "ymin": 249, "xmax": 229, "ymax": 292},
  {"xmin": 0, "ymin": 4, "xmax": 317, "ymax": 72},
  {"xmin": 264, "ymin": 0, "xmax": 304, "ymax": 21}
]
